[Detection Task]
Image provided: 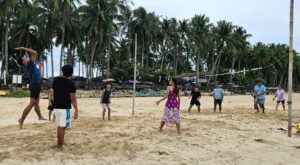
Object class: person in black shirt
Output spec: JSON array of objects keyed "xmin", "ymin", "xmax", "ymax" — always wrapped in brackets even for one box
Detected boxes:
[
  {"xmin": 188, "ymin": 87, "xmax": 201, "ymax": 113},
  {"xmin": 100, "ymin": 83, "xmax": 112, "ymax": 120},
  {"xmin": 52, "ymin": 65, "xmax": 78, "ymax": 150}
]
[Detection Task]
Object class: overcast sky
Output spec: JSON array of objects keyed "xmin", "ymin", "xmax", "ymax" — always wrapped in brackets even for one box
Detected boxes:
[{"xmin": 49, "ymin": 0, "xmax": 300, "ymax": 77}]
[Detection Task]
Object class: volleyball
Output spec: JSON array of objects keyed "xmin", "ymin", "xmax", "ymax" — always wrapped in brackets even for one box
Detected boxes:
[
  {"xmin": 295, "ymin": 123, "xmax": 300, "ymax": 132},
  {"xmin": 28, "ymin": 25, "xmax": 38, "ymax": 35}
]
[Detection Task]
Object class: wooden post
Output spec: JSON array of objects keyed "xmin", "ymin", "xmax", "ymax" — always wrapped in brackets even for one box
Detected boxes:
[
  {"xmin": 132, "ymin": 33, "xmax": 137, "ymax": 115},
  {"xmin": 288, "ymin": 0, "xmax": 294, "ymax": 137}
]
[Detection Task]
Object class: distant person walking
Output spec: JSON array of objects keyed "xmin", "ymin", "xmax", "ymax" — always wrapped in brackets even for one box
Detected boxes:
[
  {"xmin": 17, "ymin": 47, "xmax": 46, "ymax": 129},
  {"xmin": 156, "ymin": 78, "xmax": 181, "ymax": 134},
  {"xmin": 213, "ymin": 83, "xmax": 224, "ymax": 112},
  {"xmin": 254, "ymin": 80, "xmax": 266, "ymax": 113},
  {"xmin": 100, "ymin": 83, "xmax": 112, "ymax": 120},
  {"xmin": 273, "ymin": 85, "xmax": 286, "ymax": 111}
]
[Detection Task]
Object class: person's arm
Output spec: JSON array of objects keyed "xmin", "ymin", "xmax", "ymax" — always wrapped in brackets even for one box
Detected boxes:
[
  {"xmin": 39, "ymin": 62, "xmax": 43, "ymax": 78},
  {"xmin": 100, "ymin": 90, "xmax": 104, "ymax": 104},
  {"xmin": 198, "ymin": 92, "xmax": 201, "ymax": 99},
  {"xmin": 178, "ymin": 91, "xmax": 181, "ymax": 104},
  {"xmin": 48, "ymin": 89, "xmax": 53, "ymax": 102},
  {"xmin": 70, "ymin": 93, "xmax": 78, "ymax": 119},
  {"xmin": 273, "ymin": 91, "xmax": 277, "ymax": 101},
  {"xmin": 221, "ymin": 90, "xmax": 224, "ymax": 100},
  {"xmin": 156, "ymin": 87, "xmax": 170, "ymax": 105},
  {"xmin": 15, "ymin": 47, "xmax": 38, "ymax": 61}
]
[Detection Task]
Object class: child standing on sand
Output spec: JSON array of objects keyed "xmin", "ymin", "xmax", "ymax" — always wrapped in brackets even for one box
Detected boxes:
[
  {"xmin": 156, "ymin": 78, "xmax": 181, "ymax": 134},
  {"xmin": 47, "ymin": 88, "xmax": 55, "ymax": 121},
  {"xmin": 273, "ymin": 85, "xmax": 286, "ymax": 111},
  {"xmin": 100, "ymin": 83, "xmax": 112, "ymax": 120}
]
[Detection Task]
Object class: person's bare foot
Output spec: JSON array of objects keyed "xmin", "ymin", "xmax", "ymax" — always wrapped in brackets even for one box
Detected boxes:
[
  {"xmin": 57, "ymin": 146, "xmax": 63, "ymax": 151},
  {"xmin": 39, "ymin": 117, "xmax": 47, "ymax": 120},
  {"xmin": 18, "ymin": 119, "xmax": 23, "ymax": 129}
]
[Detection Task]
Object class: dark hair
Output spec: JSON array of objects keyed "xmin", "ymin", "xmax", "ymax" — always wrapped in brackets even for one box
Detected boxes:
[
  {"xmin": 62, "ymin": 65, "xmax": 73, "ymax": 77},
  {"xmin": 104, "ymin": 82, "xmax": 112, "ymax": 89},
  {"xmin": 170, "ymin": 78, "xmax": 179, "ymax": 95}
]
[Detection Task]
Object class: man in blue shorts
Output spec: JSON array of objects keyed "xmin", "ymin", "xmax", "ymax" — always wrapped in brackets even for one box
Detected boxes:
[
  {"xmin": 17, "ymin": 47, "xmax": 46, "ymax": 129},
  {"xmin": 254, "ymin": 80, "xmax": 266, "ymax": 113},
  {"xmin": 213, "ymin": 83, "xmax": 224, "ymax": 112}
]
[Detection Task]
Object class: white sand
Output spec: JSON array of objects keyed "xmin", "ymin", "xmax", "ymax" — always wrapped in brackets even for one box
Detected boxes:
[{"xmin": 1, "ymin": 94, "xmax": 300, "ymax": 164}]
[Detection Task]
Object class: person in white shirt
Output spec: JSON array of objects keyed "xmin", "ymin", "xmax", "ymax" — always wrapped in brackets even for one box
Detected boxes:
[{"xmin": 273, "ymin": 85, "xmax": 286, "ymax": 111}]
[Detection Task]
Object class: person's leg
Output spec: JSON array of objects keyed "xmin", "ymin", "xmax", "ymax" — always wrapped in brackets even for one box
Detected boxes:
[
  {"xmin": 49, "ymin": 111, "xmax": 52, "ymax": 121},
  {"xmin": 188, "ymin": 105, "xmax": 193, "ymax": 113},
  {"xmin": 52, "ymin": 113, "xmax": 56, "ymax": 122},
  {"xmin": 57, "ymin": 126, "xmax": 66, "ymax": 150},
  {"xmin": 219, "ymin": 102, "xmax": 222, "ymax": 112},
  {"xmin": 18, "ymin": 98, "xmax": 38, "ymax": 129},
  {"xmin": 254, "ymin": 99, "xmax": 259, "ymax": 113},
  {"xmin": 34, "ymin": 99, "xmax": 46, "ymax": 120},
  {"xmin": 275, "ymin": 102, "xmax": 279, "ymax": 111},
  {"xmin": 159, "ymin": 121, "xmax": 165, "ymax": 131},
  {"xmin": 108, "ymin": 108, "xmax": 111, "ymax": 120},
  {"xmin": 102, "ymin": 109, "xmax": 106, "ymax": 120},
  {"xmin": 214, "ymin": 100, "xmax": 217, "ymax": 112},
  {"xmin": 197, "ymin": 105, "xmax": 201, "ymax": 113},
  {"xmin": 176, "ymin": 123, "xmax": 181, "ymax": 134},
  {"xmin": 102, "ymin": 104, "xmax": 106, "ymax": 120},
  {"xmin": 282, "ymin": 101, "xmax": 286, "ymax": 111},
  {"xmin": 261, "ymin": 104, "xmax": 265, "ymax": 113}
]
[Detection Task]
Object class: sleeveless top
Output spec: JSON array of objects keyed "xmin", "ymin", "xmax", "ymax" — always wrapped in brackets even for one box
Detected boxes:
[{"xmin": 102, "ymin": 89, "xmax": 111, "ymax": 104}]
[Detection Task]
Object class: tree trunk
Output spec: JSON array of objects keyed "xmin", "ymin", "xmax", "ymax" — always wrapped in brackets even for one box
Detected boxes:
[
  {"xmin": 82, "ymin": 63, "xmax": 85, "ymax": 77},
  {"xmin": 141, "ymin": 39, "xmax": 144, "ymax": 68},
  {"xmin": 229, "ymin": 54, "xmax": 237, "ymax": 83},
  {"xmin": 67, "ymin": 43, "xmax": 72, "ymax": 65},
  {"xmin": 196, "ymin": 51, "xmax": 200, "ymax": 85},
  {"xmin": 4, "ymin": 21, "xmax": 9, "ymax": 86},
  {"xmin": 0, "ymin": 37, "xmax": 4, "ymax": 80},
  {"xmin": 46, "ymin": 51, "xmax": 48, "ymax": 78},
  {"xmin": 208, "ymin": 51, "xmax": 222, "ymax": 84},
  {"xmin": 60, "ymin": 21, "xmax": 65, "ymax": 76},
  {"xmin": 160, "ymin": 48, "xmax": 165, "ymax": 72},
  {"xmin": 174, "ymin": 51, "xmax": 178, "ymax": 77},
  {"xmin": 86, "ymin": 42, "xmax": 97, "ymax": 83},
  {"xmin": 107, "ymin": 36, "xmax": 111, "ymax": 78},
  {"xmin": 215, "ymin": 53, "xmax": 222, "ymax": 82},
  {"xmin": 50, "ymin": 44, "xmax": 54, "ymax": 78},
  {"xmin": 78, "ymin": 59, "xmax": 80, "ymax": 77}
]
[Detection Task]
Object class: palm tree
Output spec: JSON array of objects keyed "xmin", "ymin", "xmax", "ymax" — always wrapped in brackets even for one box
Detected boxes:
[
  {"xmin": 79, "ymin": 0, "xmax": 119, "ymax": 82},
  {"xmin": 57, "ymin": 0, "xmax": 79, "ymax": 75},
  {"xmin": 208, "ymin": 20, "xmax": 235, "ymax": 83},
  {"xmin": 229, "ymin": 27, "xmax": 251, "ymax": 83},
  {"xmin": 34, "ymin": 0, "xmax": 59, "ymax": 78},
  {"xmin": 129, "ymin": 7, "xmax": 151, "ymax": 68},
  {"xmin": 0, "ymin": 0, "xmax": 18, "ymax": 85},
  {"xmin": 190, "ymin": 14, "xmax": 212, "ymax": 84},
  {"xmin": 288, "ymin": 0, "xmax": 294, "ymax": 137}
]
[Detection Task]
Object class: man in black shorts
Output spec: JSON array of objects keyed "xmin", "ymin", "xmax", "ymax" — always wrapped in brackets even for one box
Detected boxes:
[
  {"xmin": 17, "ymin": 47, "xmax": 46, "ymax": 129},
  {"xmin": 52, "ymin": 65, "xmax": 78, "ymax": 150},
  {"xmin": 188, "ymin": 87, "xmax": 201, "ymax": 113}
]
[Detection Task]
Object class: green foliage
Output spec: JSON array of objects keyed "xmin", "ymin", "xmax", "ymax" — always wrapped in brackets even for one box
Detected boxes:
[
  {"xmin": 6, "ymin": 89, "xmax": 30, "ymax": 98},
  {"xmin": 0, "ymin": 0, "xmax": 299, "ymax": 90}
]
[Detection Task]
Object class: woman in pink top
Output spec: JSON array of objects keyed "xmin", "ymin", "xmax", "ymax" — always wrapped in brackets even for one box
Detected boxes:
[{"xmin": 273, "ymin": 85, "xmax": 286, "ymax": 111}]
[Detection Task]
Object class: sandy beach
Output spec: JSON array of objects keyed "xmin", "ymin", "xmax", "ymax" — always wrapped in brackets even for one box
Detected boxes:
[{"xmin": 1, "ymin": 94, "xmax": 300, "ymax": 164}]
